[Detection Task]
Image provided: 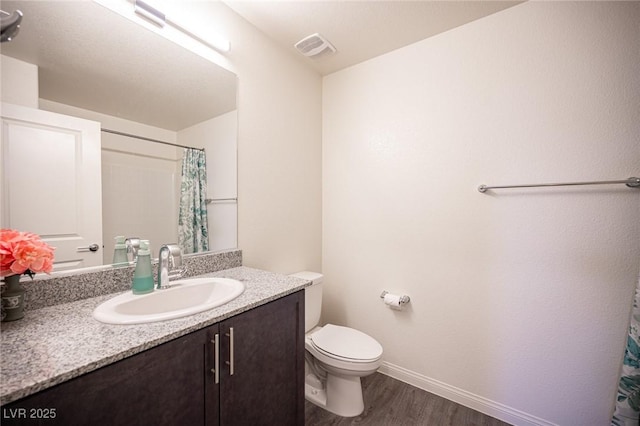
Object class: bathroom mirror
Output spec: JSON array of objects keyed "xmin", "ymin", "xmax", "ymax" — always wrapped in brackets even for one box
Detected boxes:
[{"xmin": 0, "ymin": 1, "xmax": 238, "ymax": 272}]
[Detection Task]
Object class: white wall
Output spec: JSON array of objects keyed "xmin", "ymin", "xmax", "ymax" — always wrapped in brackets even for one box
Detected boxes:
[
  {"xmin": 0, "ymin": 55, "xmax": 38, "ymax": 108},
  {"xmin": 174, "ymin": 2, "xmax": 323, "ymax": 273},
  {"xmin": 40, "ymin": 99, "xmax": 179, "ymax": 146},
  {"xmin": 178, "ymin": 110, "xmax": 238, "ymax": 252},
  {"xmin": 323, "ymin": 2, "xmax": 640, "ymax": 425},
  {"xmin": 101, "ymin": 144, "xmax": 179, "ymax": 263},
  {"xmin": 0, "ymin": 56, "xmax": 38, "ymax": 230}
]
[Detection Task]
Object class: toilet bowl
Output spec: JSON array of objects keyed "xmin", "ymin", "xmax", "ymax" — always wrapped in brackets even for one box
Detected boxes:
[
  {"xmin": 305, "ymin": 324, "xmax": 383, "ymax": 416},
  {"xmin": 289, "ymin": 272, "xmax": 383, "ymax": 417}
]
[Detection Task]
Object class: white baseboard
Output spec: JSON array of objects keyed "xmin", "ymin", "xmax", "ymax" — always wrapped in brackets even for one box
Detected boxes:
[{"xmin": 377, "ymin": 362, "xmax": 557, "ymax": 426}]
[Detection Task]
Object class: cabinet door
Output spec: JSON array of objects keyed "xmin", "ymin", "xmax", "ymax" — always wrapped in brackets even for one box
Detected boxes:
[
  {"xmin": 219, "ymin": 291, "xmax": 305, "ymax": 426},
  {"xmin": 2, "ymin": 329, "xmax": 208, "ymax": 426}
]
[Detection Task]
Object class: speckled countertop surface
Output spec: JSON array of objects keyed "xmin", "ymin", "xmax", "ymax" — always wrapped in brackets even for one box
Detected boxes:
[{"xmin": 0, "ymin": 267, "xmax": 309, "ymax": 405}]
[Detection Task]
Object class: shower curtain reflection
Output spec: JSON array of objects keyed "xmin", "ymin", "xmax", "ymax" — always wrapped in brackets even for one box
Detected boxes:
[
  {"xmin": 178, "ymin": 148, "xmax": 209, "ymax": 254},
  {"xmin": 612, "ymin": 270, "xmax": 640, "ymax": 426}
]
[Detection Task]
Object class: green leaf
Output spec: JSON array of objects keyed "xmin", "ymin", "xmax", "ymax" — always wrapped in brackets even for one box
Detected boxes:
[
  {"xmin": 616, "ymin": 375, "xmax": 640, "ymax": 412},
  {"xmin": 624, "ymin": 335, "xmax": 640, "ymax": 367}
]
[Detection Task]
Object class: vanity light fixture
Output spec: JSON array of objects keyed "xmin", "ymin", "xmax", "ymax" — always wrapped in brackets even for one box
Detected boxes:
[
  {"xmin": 133, "ymin": 0, "xmax": 165, "ymax": 27},
  {"xmin": 133, "ymin": 0, "xmax": 230, "ymax": 53},
  {"xmin": 0, "ymin": 9, "xmax": 23, "ymax": 42}
]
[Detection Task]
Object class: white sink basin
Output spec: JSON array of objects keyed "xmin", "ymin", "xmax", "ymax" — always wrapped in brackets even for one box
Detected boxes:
[{"xmin": 93, "ymin": 277, "xmax": 245, "ymax": 324}]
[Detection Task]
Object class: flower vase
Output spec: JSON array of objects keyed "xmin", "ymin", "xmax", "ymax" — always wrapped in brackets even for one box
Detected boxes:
[{"xmin": 1, "ymin": 275, "xmax": 25, "ymax": 322}]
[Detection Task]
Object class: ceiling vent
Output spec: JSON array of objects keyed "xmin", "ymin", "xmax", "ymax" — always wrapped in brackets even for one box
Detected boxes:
[{"xmin": 294, "ymin": 33, "xmax": 336, "ymax": 58}]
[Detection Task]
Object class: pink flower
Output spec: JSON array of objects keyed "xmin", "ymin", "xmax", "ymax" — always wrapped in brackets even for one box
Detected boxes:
[{"xmin": 0, "ymin": 229, "xmax": 56, "ymax": 278}]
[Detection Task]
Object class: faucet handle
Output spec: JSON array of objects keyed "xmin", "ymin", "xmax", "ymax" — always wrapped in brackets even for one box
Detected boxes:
[
  {"xmin": 166, "ymin": 244, "xmax": 183, "ymax": 268},
  {"xmin": 168, "ymin": 265, "xmax": 187, "ymax": 279},
  {"xmin": 157, "ymin": 244, "xmax": 186, "ymax": 289},
  {"xmin": 161, "ymin": 244, "xmax": 186, "ymax": 279}
]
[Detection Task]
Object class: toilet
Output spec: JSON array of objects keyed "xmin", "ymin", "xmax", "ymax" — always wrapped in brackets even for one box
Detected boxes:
[{"xmin": 290, "ymin": 271, "xmax": 383, "ymax": 417}]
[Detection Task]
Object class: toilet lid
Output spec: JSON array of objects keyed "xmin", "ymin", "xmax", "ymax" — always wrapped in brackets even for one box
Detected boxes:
[{"xmin": 310, "ymin": 324, "xmax": 383, "ymax": 361}]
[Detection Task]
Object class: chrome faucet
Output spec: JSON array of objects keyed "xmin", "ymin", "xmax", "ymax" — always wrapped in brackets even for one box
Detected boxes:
[{"xmin": 157, "ymin": 244, "xmax": 186, "ymax": 289}]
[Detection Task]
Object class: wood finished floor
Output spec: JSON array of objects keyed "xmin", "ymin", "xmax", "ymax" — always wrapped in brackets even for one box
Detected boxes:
[{"xmin": 305, "ymin": 373, "xmax": 511, "ymax": 426}]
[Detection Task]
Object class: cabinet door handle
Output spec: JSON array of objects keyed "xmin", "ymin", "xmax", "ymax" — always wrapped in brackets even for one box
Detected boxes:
[
  {"xmin": 211, "ymin": 334, "xmax": 220, "ymax": 384},
  {"xmin": 225, "ymin": 327, "xmax": 234, "ymax": 376}
]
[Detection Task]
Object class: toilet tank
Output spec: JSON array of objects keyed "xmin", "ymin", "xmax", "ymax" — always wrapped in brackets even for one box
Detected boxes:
[{"xmin": 289, "ymin": 271, "xmax": 323, "ymax": 333}]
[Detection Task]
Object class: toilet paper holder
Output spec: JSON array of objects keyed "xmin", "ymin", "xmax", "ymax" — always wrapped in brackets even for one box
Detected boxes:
[{"xmin": 380, "ymin": 291, "xmax": 410, "ymax": 305}]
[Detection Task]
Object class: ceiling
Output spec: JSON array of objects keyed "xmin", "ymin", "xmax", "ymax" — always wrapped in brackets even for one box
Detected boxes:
[
  {"xmin": 0, "ymin": 1, "xmax": 522, "ymax": 130},
  {"xmin": 224, "ymin": 0, "xmax": 523, "ymax": 76}
]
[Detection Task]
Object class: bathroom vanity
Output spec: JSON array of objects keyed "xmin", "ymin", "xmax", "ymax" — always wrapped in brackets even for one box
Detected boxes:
[{"xmin": 0, "ymin": 258, "xmax": 308, "ymax": 426}]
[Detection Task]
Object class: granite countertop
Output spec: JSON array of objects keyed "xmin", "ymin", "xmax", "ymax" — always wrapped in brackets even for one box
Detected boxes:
[{"xmin": 0, "ymin": 266, "xmax": 310, "ymax": 405}]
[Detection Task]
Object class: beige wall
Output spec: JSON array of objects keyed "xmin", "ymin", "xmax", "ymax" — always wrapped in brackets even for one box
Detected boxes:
[
  {"xmin": 177, "ymin": 2, "xmax": 323, "ymax": 274},
  {"xmin": 323, "ymin": 2, "xmax": 639, "ymax": 425},
  {"xmin": 0, "ymin": 55, "xmax": 38, "ymax": 108},
  {"xmin": 179, "ymin": 111, "xmax": 239, "ymax": 252}
]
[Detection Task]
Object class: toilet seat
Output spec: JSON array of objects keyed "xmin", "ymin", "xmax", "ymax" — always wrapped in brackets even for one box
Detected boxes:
[{"xmin": 310, "ymin": 324, "xmax": 382, "ymax": 362}]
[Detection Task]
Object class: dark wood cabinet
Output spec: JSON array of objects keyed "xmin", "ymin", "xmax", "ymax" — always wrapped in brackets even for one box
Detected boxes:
[
  {"xmin": 2, "ymin": 291, "xmax": 304, "ymax": 426},
  {"xmin": 217, "ymin": 290, "xmax": 304, "ymax": 425}
]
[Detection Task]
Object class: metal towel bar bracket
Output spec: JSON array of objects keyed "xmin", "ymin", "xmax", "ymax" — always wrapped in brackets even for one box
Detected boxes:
[{"xmin": 478, "ymin": 177, "xmax": 640, "ymax": 193}]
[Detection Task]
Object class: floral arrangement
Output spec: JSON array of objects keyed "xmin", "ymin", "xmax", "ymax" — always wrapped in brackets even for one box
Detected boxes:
[{"xmin": 0, "ymin": 229, "xmax": 55, "ymax": 279}]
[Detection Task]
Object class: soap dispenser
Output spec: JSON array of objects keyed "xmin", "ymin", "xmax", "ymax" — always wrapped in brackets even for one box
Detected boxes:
[
  {"xmin": 112, "ymin": 236, "xmax": 128, "ymax": 266},
  {"xmin": 132, "ymin": 240, "xmax": 154, "ymax": 294},
  {"xmin": 141, "ymin": 239, "xmax": 151, "ymax": 260}
]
